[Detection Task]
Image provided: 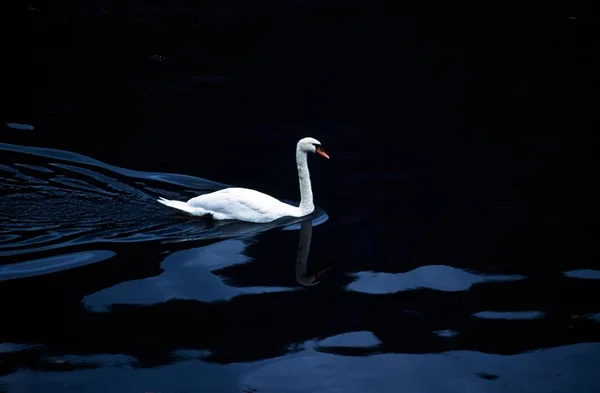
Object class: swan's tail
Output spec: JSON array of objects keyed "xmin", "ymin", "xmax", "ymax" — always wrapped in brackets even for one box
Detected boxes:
[{"xmin": 157, "ymin": 197, "xmax": 197, "ymax": 215}]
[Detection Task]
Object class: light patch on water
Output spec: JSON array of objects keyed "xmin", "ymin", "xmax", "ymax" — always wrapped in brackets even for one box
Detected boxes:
[
  {"xmin": 6, "ymin": 123, "xmax": 34, "ymax": 131},
  {"xmin": 0, "ymin": 343, "xmax": 44, "ymax": 354},
  {"xmin": 0, "ymin": 250, "xmax": 116, "ymax": 281},
  {"xmin": 172, "ymin": 349, "xmax": 212, "ymax": 360},
  {"xmin": 83, "ymin": 239, "xmax": 295, "ymax": 311},
  {"xmin": 41, "ymin": 353, "xmax": 134, "ymax": 367},
  {"xmin": 571, "ymin": 313, "xmax": 600, "ymax": 322},
  {"xmin": 563, "ymin": 269, "xmax": 600, "ymax": 280},
  {"xmin": 240, "ymin": 343, "xmax": 600, "ymax": 393},
  {"xmin": 316, "ymin": 331, "xmax": 380, "ymax": 348},
  {"xmin": 1, "ymin": 351, "xmax": 238, "ymax": 393},
  {"xmin": 434, "ymin": 329, "xmax": 458, "ymax": 338},
  {"xmin": 583, "ymin": 313, "xmax": 600, "ymax": 322},
  {"xmin": 346, "ymin": 265, "xmax": 525, "ymax": 294},
  {"xmin": 472, "ymin": 311, "xmax": 546, "ymax": 320}
]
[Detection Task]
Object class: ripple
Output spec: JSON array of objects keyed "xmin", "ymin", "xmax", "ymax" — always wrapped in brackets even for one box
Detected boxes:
[
  {"xmin": 0, "ymin": 250, "xmax": 116, "ymax": 281},
  {"xmin": 346, "ymin": 265, "xmax": 525, "ymax": 294},
  {"xmin": 0, "ymin": 143, "xmax": 228, "ymax": 188}
]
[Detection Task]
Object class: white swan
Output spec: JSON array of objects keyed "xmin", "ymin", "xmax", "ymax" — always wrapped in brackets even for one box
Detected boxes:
[{"xmin": 157, "ymin": 137, "xmax": 329, "ymax": 223}]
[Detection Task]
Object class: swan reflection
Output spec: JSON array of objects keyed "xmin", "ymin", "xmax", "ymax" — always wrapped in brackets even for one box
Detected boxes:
[{"xmin": 295, "ymin": 217, "xmax": 330, "ymax": 287}]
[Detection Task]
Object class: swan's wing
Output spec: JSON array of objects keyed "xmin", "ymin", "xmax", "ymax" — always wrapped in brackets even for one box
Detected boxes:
[
  {"xmin": 186, "ymin": 188, "xmax": 297, "ymax": 222},
  {"xmin": 187, "ymin": 188, "xmax": 278, "ymax": 212}
]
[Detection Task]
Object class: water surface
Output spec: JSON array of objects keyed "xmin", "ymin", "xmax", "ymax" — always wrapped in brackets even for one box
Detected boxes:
[{"xmin": 1, "ymin": 141, "xmax": 598, "ymax": 393}]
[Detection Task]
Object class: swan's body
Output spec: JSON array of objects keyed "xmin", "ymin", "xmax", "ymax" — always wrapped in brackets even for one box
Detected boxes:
[
  {"xmin": 157, "ymin": 188, "xmax": 301, "ymax": 222},
  {"xmin": 157, "ymin": 137, "xmax": 329, "ymax": 223}
]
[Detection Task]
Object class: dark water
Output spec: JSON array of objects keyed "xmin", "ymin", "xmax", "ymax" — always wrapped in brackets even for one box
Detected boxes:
[{"xmin": 2, "ymin": 1, "xmax": 598, "ymax": 392}]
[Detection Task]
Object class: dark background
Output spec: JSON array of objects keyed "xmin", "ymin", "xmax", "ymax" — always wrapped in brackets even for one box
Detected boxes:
[{"xmin": 1, "ymin": 1, "xmax": 598, "ymax": 392}]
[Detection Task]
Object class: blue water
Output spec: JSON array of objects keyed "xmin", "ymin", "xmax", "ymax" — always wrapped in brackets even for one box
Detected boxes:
[{"xmin": 2, "ymin": 2, "xmax": 597, "ymax": 392}]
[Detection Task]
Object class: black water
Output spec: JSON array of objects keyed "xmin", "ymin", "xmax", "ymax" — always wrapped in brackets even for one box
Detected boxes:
[{"xmin": 2, "ymin": 2, "xmax": 598, "ymax": 392}]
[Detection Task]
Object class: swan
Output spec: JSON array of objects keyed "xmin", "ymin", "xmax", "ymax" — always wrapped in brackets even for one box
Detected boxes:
[{"xmin": 157, "ymin": 137, "xmax": 329, "ymax": 223}]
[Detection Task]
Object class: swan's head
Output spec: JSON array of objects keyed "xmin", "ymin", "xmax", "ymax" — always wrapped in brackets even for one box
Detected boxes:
[{"xmin": 297, "ymin": 137, "xmax": 330, "ymax": 159}]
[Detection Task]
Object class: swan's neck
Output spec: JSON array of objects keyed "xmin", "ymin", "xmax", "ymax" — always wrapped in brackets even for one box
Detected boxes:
[{"xmin": 296, "ymin": 150, "xmax": 314, "ymax": 214}]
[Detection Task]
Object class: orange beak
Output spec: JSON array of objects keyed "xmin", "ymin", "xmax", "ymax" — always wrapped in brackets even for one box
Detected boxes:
[{"xmin": 316, "ymin": 146, "xmax": 330, "ymax": 159}]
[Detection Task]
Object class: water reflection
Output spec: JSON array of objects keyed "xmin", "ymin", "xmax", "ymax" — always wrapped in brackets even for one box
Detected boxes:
[
  {"xmin": 83, "ymin": 239, "xmax": 292, "ymax": 310},
  {"xmin": 84, "ymin": 215, "xmax": 328, "ymax": 311},
  {"xmin": 295, "ymin": 218, "xmax": 330, "ymax": 287}
]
